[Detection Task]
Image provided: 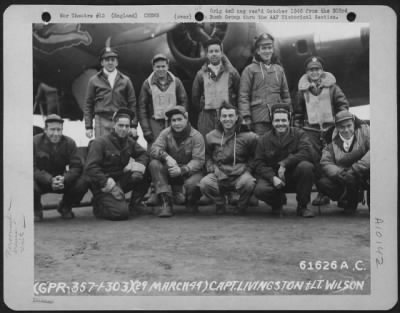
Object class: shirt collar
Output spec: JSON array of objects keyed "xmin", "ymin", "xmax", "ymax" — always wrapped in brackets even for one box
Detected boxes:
[
  {"xmin": 103, "ymin": 68, "xmax": 117, "ymax": 77},
  {"xmin": 339, "ymin": 133, "xmax": 354, "ymax": 151},
  {"xmin": 150, "ymin": 72, "xmax": 173, "ymax": 85},
  {"xmin": 208, "ymin": 63, "xmax": 222, "ymax": 75}
]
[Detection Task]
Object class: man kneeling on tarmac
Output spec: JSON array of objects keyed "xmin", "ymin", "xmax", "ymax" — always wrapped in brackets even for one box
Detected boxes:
[
  {"xmin": 149, "ymin": 106, "xmax": 205, "ymax": 217},
  {"xmin": 317, "ymin": 111, "xmax": 370, "ymax": 215},
  {"xmin": 253, "ymin": 104, "xmax": 315, "ymax": 217},
  {"xmin": 34, "ymin": 114, "xmax": 89, "ymax": 221},
  {"xmin": 199, "ymin": 103, "xmax": 258, "ymax": 215},
  {"xmin": 85, "ymin": 108, "xmax": 149, "ymax": 220}
]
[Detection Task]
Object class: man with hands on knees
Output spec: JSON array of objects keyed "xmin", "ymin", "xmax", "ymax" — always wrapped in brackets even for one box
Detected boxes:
[
  {"xmin": 149, "ymin": 106, "xmax": 205, "ymax": 217},
  {"xmin": 199, "ymin": 103, "xmax": 258, "ymax": 215},
  {"xmin": 84, "ymin": 108, "xmax": 149, "ymax": 220},
  {"xmin": 316, "ymin": 111, "xmax": 370, "ymax": 215},
  {"xmin": 34, "ymin": 114, "xmax": 89, "ymax": 221},
  {"xmin": 253, "ymin": 104, "xmax": 315, "ymax": 217}
]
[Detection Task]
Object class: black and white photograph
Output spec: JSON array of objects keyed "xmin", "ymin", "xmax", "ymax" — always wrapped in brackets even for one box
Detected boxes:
[{"xmin": 3, "ymin": 4, "xmax": 397, "ymax": 311}]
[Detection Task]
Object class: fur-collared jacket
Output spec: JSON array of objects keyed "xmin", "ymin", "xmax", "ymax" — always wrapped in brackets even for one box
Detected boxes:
[
  {"xmin": 320, "ymin": 120, "xmax": 370, "ymax": 178},
  {"xmin": 238, "ymin": 58, "xmax": 291, "ymax": 124},
  {"xmin": 294, "ymin": 71, "xmax": 349, "ymax": 129}
]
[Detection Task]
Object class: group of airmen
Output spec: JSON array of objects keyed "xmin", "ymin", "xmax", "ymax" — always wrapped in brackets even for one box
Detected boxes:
[{"xmin": 34, "ymin": 33, "xmax": 370, "ymax": 221}]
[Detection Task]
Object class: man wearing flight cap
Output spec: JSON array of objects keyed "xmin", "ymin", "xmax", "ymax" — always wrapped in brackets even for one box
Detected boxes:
[
  {"xmin": 253, "ymin": 104, "xmax": 315, "ymax": 217},
  {"xmin": 149, "ymin": 106, "xmax": 205, "ymax": 217},
  {"xmin": 84, "ymin": 108, "xmax": 150, "ymax": 220},
  {"xmin": 138, "ymin": 53, "xmax": 188, "ymax": 206},
  {"xmin": 294, "ymin": 55, "xmax": 349, "ymax": 206},
  {"xmin": 34, "ymin": 114, "xmax": 89, "ymax": 221},
  {"xmin": 84, "ymin": 46, "xmax": 138, "ymax": 139},
  {"xmin": 138, "ymin": 53, "xmax": 188, "ymax": 147},
  {"xmin": 239, "ymin": 33, "xmax": 291, "ymax": 136},
  {"xmin": 317, "ymin": 111, "xmax": 370, "ymax": 215}
]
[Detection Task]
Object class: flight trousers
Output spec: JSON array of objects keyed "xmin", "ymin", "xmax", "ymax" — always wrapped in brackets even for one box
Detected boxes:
[
  {"xmin": 91, "ymin": 172, "xmax": 149, "ymax": 220},
  {"xmin": 254, "ymin": 161, "xmax": 314, "ymax": 208},
  {"xmin": 199, "ymin": 171, "xmax": 256, "ymax": 208}
]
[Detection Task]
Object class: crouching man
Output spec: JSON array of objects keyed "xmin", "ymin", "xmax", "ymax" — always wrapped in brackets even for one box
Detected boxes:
[
  {"xmin": 317, "ymin": 111, "xmax": 370, "ymax": 214},
  {"xmin": 85, "ymin": 108, "xmax": 149, "ymax": 220},
  {"xmin": 34, "ymin": 114, "xmax": 89, "ymax": 221},
  {"xmin": 199, "ymin": 103, "xmax": 258, "ymax": 215},
  {"xmin": 253, "ymin": 104, "xmax": 315, "ymax": 217},
  {"xmin": 149, "ymin": 106, "xmax": 204, "ymax": 217}
]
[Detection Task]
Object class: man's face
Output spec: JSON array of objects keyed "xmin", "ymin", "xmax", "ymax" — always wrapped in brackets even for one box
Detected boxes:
[
  {"xmin": 272, "ymin": 112, "xmax": 290, "ymax": 135},
  {"xmin": 113, "ymin": 117, "xmax": 131, "ymax": 138},
  {"xmin": 220, "ymin": 108, "xmax": 238, "ymax": 131},
  {"xmin": 101, "ymin": 56, "xmax": 118, "ymax": 72},
  {"xmin": 153, "ymin": 60, "xmax": 169, "ymax": 78},
  {"xmin": 256, "ymin": 43, "xmax": 274, "ymax": 63},
  {"xmin": 337, "ymin": 119, "xmax": 355, "ymax": 140},
  {"xmin": 45, "ymin": 122, "xmax": 63, "ymax": 144},
  {"xmin": 307, "ymin": 67, "xmax": 323, "ymax": 82},
  {"xmin": 207, "ymin": 44, "xmax": 222, "ymax": 66},
  {"xmin": 170, "ymin": 113, "xmax": 188, "ymax": 132}
]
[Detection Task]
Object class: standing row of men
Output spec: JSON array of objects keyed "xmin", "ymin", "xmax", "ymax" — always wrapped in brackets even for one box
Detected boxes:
[{"xmin": 33, "ymin": 33, "xmax": 370, "ymax": 221}]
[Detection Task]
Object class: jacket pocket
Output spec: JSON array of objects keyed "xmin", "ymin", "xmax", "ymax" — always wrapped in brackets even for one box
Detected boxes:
[
  {"xmin": 250, "ymin": 97, "xmax": 263, "ymax": 107},
  {"xmin": 104, "ymin": 150, "xmax": 121, "ymax": 165},
  {"xmin": 250, "ymin": 103, "xmax": 270, "ymax": 123},
  {"xmin": 95, "ymin": 95, "xmax": 104, "ymax": 102},
  {"xmin": 36, "ymin": 152, "xmax": 50, "ymax": 169},
  {"xmin": 184, "ymin": 140, "xmax": 193, "ymax": 155}
]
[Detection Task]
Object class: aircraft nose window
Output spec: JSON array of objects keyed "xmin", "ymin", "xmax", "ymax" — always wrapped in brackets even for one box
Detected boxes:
[
  {"xmin": 41, "ymin": 11, "xmax": 51, "ymax": 23},
  {"xmin": 296, "ymin": 40, "xmax": 309, "ymax": 54},
  {"xmin": 195, "ymin": 11, "xmax": 204, "ymax": 22}
]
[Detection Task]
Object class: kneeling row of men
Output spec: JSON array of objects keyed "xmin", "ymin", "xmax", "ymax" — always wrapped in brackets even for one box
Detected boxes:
[{"xmin": 34, "ymin": 103, "xmax": 370, "ymax": 221}]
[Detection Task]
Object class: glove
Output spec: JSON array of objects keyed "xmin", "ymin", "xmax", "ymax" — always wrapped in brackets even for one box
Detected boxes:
[
  {"xmin": 110, "ymin": 185, "xmax": 125, "ymax": 200},
  {"xmin": 168, "ymin": 165, "xmax": 182, "ymax": 178},
  {"xmin": 130, "ymin": 162, "xmax": 146, "ymax": 174},
  {"xmin": 165, "ymin": 155, "xmax": 178, "ymax": 168},
  {"xmin": 272, "ymin": 176, "xmax": 285, "ymax": 189},
  {"xmin": 144, "ymin": 133, "xmax": 154, "ymax": 144},
  {"xmin": 206, "ymin": 163, "xmax": 215, "ymax": 174},
  {"xmin": 123, "ymin": 157, "xmax": 136, "ymax": 173},
  {"xmin": 180, "ymin": 165, "xmax": 190, "ymax": 177},
  {"xmin": 243, "ymin": 116, "xmax": 252, "ymax": 125},
  {"xmin": 51, "ymin": 176, "xmax": 64, "ymax": 191},
  {"xmin": 336, "ymin": 168, "xmax": 348, "ymax": 181},
  {"xmin": 101, "ymin": 177, "xmax": 116, "ymax": 193},
  {"xmin": 124, "ymin": 158, "xmax": 146, "ymax": 174},
  {"xmin": 130, "ymin": 128, "xmax": 138, "ymax": 139},
  {"xmin": 130, "ymin": 171, "xmax": 144, "ymax": 183},
  {"xmin": 85, "ymin": 129, "xmax": 93, "ymax": 139},
  {"xmin": 342, "ymin": 169, "xmax": 359, "ymax": 185},
  {"xmin": 277, "ymin": 165, "xmax": 286, "ymax": 181}
]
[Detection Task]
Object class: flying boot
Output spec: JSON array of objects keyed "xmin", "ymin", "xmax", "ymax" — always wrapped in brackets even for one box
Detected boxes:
[{"xmin": 158, "ymin": 193, "xmax": 173, "ymax": 217}]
